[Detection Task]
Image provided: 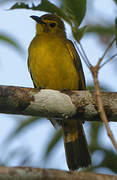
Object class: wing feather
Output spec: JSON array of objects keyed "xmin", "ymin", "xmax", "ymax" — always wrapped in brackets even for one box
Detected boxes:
[{"xmin": 66, "ymin": 40, "xmax": 86, "ymax": 90}]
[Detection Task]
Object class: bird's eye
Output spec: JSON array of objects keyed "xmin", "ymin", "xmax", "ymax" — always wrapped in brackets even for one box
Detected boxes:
[{"xmin": 49, "ymin": 23, "xmax": 56, "ymax": 28}]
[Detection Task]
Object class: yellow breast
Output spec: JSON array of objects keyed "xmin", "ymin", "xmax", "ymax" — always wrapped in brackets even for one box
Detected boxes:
[{"xmin": 28, "ymin": 35, "xmax": 79, "ymax": 90}]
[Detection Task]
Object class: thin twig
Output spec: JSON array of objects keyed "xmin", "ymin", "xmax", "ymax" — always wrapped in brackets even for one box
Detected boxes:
[
  {"xmin": 91, "ymin": 67, "xmax": 117, "ymax": 152},
  {"xmin": 97, "ymin": 37, "xmax": 115, "ymax": 67},
  {"xmin": 74, "ymin": 41, "xmax": 91, "ymax": 68},
  {"xmin": 77, "ymin": 36, "xmax": 117, "ymax": 152},
  {"xmin": 90, "ymin": 36, "xmax": 117, "ymax": 152},
  {"xmin": 100, "ymin": 53, "xmax": 117, "ymax": 69},
  {"xmin": 79, "ymin": 41, "xmax": 92, "ymax": 67}
]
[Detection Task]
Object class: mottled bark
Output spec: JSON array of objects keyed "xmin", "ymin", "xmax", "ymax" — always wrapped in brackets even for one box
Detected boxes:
[
  {"xmin": 0, "ymin": 85, "xmax": 117, "ymax": 122},
  {"xmin": 0, "ymin": 166, "xmax": 117, "ymax": 180}
]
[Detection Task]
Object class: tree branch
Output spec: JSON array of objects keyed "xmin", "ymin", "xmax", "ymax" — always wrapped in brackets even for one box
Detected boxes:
[
  {"xmin": 0, "ymin": 85, "xmax": 117, "ymax": 122},
  {"xmin": 0, "ymin": 166, "xmax": 116, "ymax": 180},
  {"xmin": 91, "ymin": 65, "xmax": 117, "ymax": 151}
]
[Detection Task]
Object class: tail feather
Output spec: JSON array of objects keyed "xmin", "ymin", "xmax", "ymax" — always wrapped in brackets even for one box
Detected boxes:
[{"xmin": 62, "ymin": 119, "xmax": 91, "ymax": 170}]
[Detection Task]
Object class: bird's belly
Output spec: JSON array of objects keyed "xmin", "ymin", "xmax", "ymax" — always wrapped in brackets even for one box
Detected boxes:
[{"xmin": 29, "ymin": 42, "xmax": 79, "ymax": 90}]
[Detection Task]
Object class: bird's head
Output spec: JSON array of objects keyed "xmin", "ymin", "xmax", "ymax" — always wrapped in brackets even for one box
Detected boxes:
[{"xmin": 30, "ymin": 14, "xmax": 65, "ymax": 36}]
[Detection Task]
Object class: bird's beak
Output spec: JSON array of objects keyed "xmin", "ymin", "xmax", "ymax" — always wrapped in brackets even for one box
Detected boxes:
[{"xmin": 30, "ymin": 15, "xmax": 45, "ymax": 24}]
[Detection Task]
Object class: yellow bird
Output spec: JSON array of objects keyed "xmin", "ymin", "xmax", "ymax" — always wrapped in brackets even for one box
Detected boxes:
[{"xmin": 28, "ymin": 14, "xmax": 91, "ymax": 170}]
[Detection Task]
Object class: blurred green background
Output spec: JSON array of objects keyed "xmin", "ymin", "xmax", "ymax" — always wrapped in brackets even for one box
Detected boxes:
[{"xmin": 0, "ymin": 0, "xmax": 117, "ymax": 174}]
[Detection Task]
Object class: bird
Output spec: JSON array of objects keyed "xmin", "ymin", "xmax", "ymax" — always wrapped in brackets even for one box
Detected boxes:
[{"xmin": 28, "ymin": 13, "xmax": 91, "ymax": 170}]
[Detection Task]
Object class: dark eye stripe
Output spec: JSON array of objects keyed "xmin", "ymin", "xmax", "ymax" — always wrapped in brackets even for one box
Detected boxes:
[{"xmin": 50, "ymin": 23, "xmax": 56, "ymax": 27}]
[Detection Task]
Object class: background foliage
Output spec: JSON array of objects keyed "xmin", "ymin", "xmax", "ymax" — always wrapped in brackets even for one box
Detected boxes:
[{"xmin": 0, "ymin": 0, "xmax": 117, "ymax": 174}]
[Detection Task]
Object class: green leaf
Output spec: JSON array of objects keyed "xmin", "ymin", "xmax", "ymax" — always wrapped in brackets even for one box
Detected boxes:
[
  {"xmin": 10, "ymin": 2, "xmax": 29, "ymax": 9},
  {"xmin": 86, "ymin": 25, "xmax": 115, "ymax": 35},
  {"xmin": 44, "ymin": 129, "xmax": 62, "ymax": 159},
  {"xmin": 10, "ymin": 0, "xmax": 71, "ymax": 25},
  {"xmin": 100, "ymin": 148, "xmax": 117, "ymax": 173},
  {"xmin": 113, "ymin": 0, "xmax": 117, "ymax": 4},
  {"xmin": 115, "ymin": 18, "xmax": 117, "ymax": 46},
  {"xmin": 89, "ymin": 122, "xmax": 102, "ymax": 152},
  {"xmin": 63, "ymin": 0, "xmax": 86, "ymax": 26},
  {"xmin": 0, "ymin": 32, "xmax": 24, "ymax": 55},
  {"xmin": 4, "ymin": 117, "xmax": 41, "ymax": 143},
  {"xmin": 72, "ymin": 25, "xmax": 87, "ymax": 43}
]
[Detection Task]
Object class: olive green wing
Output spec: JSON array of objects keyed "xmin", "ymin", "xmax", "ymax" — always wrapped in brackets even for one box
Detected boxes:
[
  {"xmin": 64, "ymin": 40, "xmax": 91, "ymax": 170},
  {"xmin": 66, "ymin": 40, "xmax": 86, "ymax": 90}
]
